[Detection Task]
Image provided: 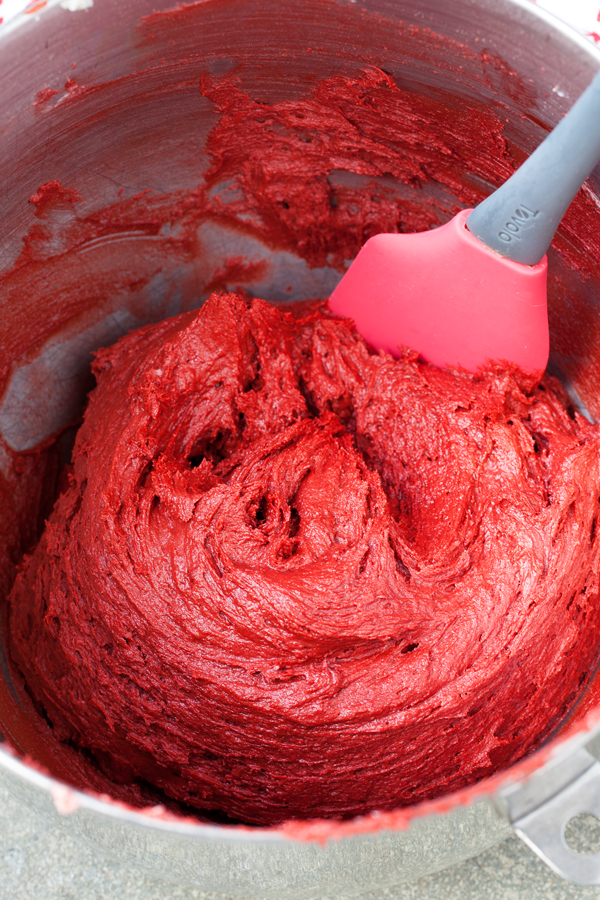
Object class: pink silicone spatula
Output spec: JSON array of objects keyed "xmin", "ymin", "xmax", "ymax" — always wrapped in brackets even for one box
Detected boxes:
[{"xmin": 328, "ymin": 70, "xmax": 600, "ymax": 373}]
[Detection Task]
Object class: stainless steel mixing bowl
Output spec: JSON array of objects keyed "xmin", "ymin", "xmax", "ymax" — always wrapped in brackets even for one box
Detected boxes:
[{"xmin": 2, "ymin": 0, "xmax": 600, "ymax": 894}]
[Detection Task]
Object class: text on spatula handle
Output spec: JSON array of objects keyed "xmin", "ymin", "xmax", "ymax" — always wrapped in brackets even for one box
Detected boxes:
[{"xmin": 498, "ymin": 205, "xmax": 540, "ymax": 243}]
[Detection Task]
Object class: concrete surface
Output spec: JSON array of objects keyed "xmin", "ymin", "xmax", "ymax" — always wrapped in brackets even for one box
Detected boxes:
[{"xmin": 2, "ymin": 781, "xmax": 600, "ymax": 899}]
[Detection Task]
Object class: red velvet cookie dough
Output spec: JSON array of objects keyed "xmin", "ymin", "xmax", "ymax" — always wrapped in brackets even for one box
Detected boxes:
[{"xmin": 7, "ymin": 291, "xmax": 600, "ymax": 825}]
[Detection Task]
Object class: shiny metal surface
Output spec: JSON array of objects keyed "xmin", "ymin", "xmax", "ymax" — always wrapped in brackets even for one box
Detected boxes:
[
  {"xmin": 503, "ymin": 747, "xmax": 600, "ymax": 884},
  {"xmin": 0, "ymin": 753, "xmax": 512, "ymax": 897},
  {"xmin": 1, "ymin": 0, "xmax": 600, "ymax": 894}
]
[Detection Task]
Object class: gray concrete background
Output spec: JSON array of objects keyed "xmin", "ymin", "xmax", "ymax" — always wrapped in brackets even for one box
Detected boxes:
[{"xmin": 2, "ymin": 782, "xmax": 600, "ymax": 900}]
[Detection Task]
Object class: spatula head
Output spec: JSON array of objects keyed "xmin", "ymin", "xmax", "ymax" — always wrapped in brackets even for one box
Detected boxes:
[{"xmin": 328, "ymin": 209, "xmax": 549, "ymax": 374}]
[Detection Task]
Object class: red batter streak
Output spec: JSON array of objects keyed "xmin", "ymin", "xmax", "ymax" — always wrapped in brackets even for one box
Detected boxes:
[{"xmin": 8, "ymin": 291, "xmax": 600, "ymax": 826}]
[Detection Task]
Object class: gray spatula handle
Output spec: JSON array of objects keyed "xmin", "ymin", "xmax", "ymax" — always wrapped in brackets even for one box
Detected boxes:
[{"xmin": 466, "ymin": 69, "xmax": 600, "ymax": 265}]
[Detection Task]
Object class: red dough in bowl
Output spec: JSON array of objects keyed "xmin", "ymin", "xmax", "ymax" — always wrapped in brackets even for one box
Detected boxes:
[{"xmin": 7, "ymin": 291, "xmax": 600, "ymax": 825}]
